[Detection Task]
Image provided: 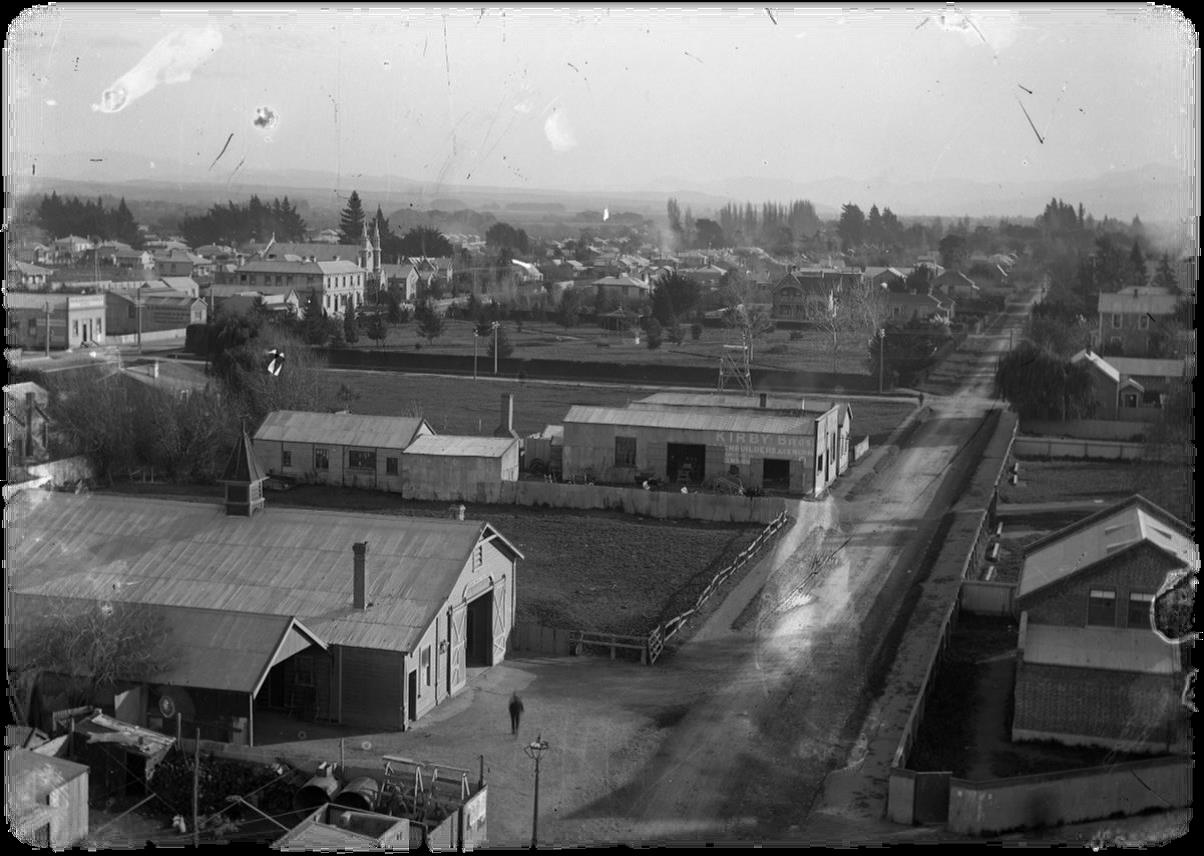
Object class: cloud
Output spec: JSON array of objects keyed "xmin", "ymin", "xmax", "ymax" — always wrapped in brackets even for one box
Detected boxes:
[
  {"xmin": 93, "ymin": 26, "xmax": 223, "ymax": 113},
  {"xmin": 543, "ymin": 108, "xmax": 577, "ymax": 152}
]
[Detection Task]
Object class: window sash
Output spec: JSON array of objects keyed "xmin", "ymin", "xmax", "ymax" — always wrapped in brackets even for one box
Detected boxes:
[
  {"xmin": 1087, "ymin": 589, "xmax": 1116, "ymax": 626},
  {"xmin": 1127, "ymin": 593, "xmax": 1153, "ymax": 628}
]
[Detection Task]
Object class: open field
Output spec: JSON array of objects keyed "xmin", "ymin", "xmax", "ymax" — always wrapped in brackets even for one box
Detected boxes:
[
  {"xmin": 350, "ymin": 315, "xmax": 874, "ymax": 374},
  {"xmin": 97, "ymin": 483, "xmax": 768, "ymax": 638},
  {"xmin": 998, "ymin": 457, "xmax": 1190, "ymax": 524},
  {"xmin": 319, "ymin": 371, "xmax": 917, "ymax": 447}
]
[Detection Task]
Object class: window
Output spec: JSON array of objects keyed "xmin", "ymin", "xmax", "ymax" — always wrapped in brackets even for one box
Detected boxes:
[
  {"xmin": 1137, "ymin": 314, "xmax": 1150, "ymax": 330},
  {"xmin": 1121, "ymin": 392, "xmax": 1139, "ymax": 408},
  {"xmin": 422, "ymin": 646, "xmax": 432, "ymax": 685},
  {"xmin": 72, "ymin": 320, "xmax": 79, "ymax": 336},
  {"xmin": 1127, "ymin": 592, "xmax": 1153, "ymax": 628},
  {"xmin": 314, "ymin": 448, "xmax": 329, "ymax": 470},
  {"xmin": 27, "ymin": 317, "xmax": 37, "ymax": 333},
  {"xmin": 386, "ymin": 456, "xmax": 399, "ymax": 475},
  {"xmin": 128, "ymin": 305, "xmax": 137, "ymax": 319},
  {"xmin": 1111, "ymin": 313, "xmax": 1122, "ymax": 329},
  {"xmin": 292, "ymin": 655, "xmax": 315, "ymax": 687},
  {"xmin": 282, "ymin": 451, "xmax": 292, "ymax": 467},
  {"xmin": 614, "ymin": 436, "xmax": 637, "ymax": 467},
  {"xmin": 348, "ymin": 450, "xmax": 376, "ymax": 469},
  {"xmin": 1087, "ymin": 589, "xmax": 1116, "ymax": 626}
]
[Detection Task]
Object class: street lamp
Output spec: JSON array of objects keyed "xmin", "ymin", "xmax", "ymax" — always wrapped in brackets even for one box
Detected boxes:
[
  {"xmin": 523, "ymin": 734, "xmax": 550, "ymax": 849},
  {"xmin": 877, "ymin": 327, "xmax": 886, "ymax": 393}
]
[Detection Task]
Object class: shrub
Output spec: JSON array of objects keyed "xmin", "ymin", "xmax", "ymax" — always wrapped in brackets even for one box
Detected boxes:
[{"xmin": 690, "ymin": 322, "xmax": 703, "ymax": 341}]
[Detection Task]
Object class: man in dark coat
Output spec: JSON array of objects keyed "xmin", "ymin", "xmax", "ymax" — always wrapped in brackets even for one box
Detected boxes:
[{"xmin": 508, "ymin": 692, "xmax": 524, "ymax": 736}]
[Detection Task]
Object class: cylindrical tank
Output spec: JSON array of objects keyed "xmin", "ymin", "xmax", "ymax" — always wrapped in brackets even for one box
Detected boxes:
[
  {"xmin": 332, "ymin": 777, "xmax": 381, "ymax": 812},
  {"xmin": 293, "ymin": 766, "xmax": 340, "ymax": 811}
]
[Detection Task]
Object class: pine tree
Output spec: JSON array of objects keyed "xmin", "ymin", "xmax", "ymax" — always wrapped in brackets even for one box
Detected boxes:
[{"xmin": 339, "ymin": 191, "xmax": 365, "ymax": 245}]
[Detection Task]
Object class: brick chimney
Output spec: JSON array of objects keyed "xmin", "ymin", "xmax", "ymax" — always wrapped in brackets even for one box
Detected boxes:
[
  {"xmin": 494, "ymin": 394, "xmax": 519, "ymax": 438},
  {"xmin": 353, "ymin": 541, "xmax": 369, "ymax": 609}
]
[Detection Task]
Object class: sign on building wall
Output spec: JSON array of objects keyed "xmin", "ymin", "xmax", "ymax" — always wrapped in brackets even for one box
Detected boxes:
[{"xmin": 717, "ymin": 431, "xmax": 810, "ymax": 465}]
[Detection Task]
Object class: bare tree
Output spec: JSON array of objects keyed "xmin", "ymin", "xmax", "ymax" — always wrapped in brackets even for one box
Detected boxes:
[
  {"xmin": 816, "ymin": 279, "xmax": 889, "ymax": 372},
  {"xmin": 722, "ymin": 275, "xmax": 774, "ymax": 361},
  {"xmin": 14, "ymin": 598, "xmax": 179, "ymax": 713}
]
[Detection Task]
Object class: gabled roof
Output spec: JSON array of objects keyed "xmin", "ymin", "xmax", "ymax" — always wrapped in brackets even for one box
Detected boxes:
[
  {"xmin": 255, "ymin": 410, "xmax": 433, "ymax": 450},
  {"xmin": 1105, "ymin": 356, "xmax": 1193, "ymax": 380},
  {"xmin": 403, "ymin": 435, "xmax": 519, "ymax": 458},
  {"xmin": 1018, "ymin": 495, "xmax": 1197, "ymax": 600},
  {"xmin": 5, "ymin": 491, "xmax": 521, "ymax": 652},
  {"xmin": 564, "ymin": 404, "xmax": 812, "ymax": 435},
  {"xmin": 1070, "ymin": 349, "xmax": 1121, "ymax": 384}
]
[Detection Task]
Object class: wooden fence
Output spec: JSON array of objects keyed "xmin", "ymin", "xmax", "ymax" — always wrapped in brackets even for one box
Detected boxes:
[
  {"xmin": 650, "ymin": 510, "xmax": 791, "ymax": 658},
  {"xmin": 512, "ymin": 510, "xmax": 791, "ymax": 664}
]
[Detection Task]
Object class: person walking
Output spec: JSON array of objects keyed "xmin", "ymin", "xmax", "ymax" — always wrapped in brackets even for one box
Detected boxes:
[{"xmin": 508, "ymin": 692, "xmax": 524, "ymax": 736}]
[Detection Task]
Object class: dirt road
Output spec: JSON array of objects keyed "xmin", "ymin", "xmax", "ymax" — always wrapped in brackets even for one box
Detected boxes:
[{"xmin": 600, "ymin": 307, "xmax": 1028, "ymax": 843}]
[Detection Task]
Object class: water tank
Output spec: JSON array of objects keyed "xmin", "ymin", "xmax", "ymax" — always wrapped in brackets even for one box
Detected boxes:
[
  {"xmin": 332, "ymin": 777, "xmax": 381, "ymax": 813},
  {"xmin": 293, "ymin": 766, "xmax": 340, "ymax": 811}
]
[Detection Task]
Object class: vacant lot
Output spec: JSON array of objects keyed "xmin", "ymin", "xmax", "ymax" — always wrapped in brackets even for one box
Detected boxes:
[
  {"xmin": 320, "ymin": 371, "xmax": 917, "ymax": 447},
  {"xmin": 97, "ymin": 483, "xmax": 768, "ymax": 638},
  {"xmin": 353, "ymin": 316, "xmax": 873, "ymax": 374},
  {"xmin": 998, "ymin": 459, "xmax": 1149, "ymax": 506}
]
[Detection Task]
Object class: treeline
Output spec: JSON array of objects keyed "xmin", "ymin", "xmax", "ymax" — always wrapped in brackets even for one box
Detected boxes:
[
  {"xmin": 178, "ymin": 195, "xmax": 308, "ymax": 248},
  {"xmin": 716, "ymin": 200, "xmax": 822, "ymax": 248},
  {"xmin": 36, "ymin": 193, "xmax": 140, "ymax": 245}
]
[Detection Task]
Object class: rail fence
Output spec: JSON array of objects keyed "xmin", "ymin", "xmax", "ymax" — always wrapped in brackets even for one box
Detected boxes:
[{"xmin": 515, "ymin": 510, "xmax": 790, "ymax": 665}]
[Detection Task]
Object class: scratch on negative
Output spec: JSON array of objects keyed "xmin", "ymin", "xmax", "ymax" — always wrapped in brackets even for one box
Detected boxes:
[
  {"xmin": 442, "ymin": 15, "xmax": 452, "ymax": 93},
  {"xmin": 209, "ymin": 132, "xmax": 234, "ymax": 170}
]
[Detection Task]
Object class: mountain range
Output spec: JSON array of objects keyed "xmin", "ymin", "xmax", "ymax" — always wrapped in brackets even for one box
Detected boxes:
[{"xmin": 11, "ymin": 148, "xmax": 1192, "ymax": 226}]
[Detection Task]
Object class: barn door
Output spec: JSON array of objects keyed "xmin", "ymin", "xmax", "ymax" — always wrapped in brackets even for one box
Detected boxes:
[
  {"xmin": 448, "ymin": 607, "xmax": 466, "ymax": 693},
  {"xmin": 491, "ymin": 578, "xmax": 508, "ymax": 665}
]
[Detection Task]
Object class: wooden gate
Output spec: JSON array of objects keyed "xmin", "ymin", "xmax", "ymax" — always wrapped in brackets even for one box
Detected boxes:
[
  {"xmin": 491, "ymin": 577, "xmax": 508, "ymax": 665},
  {"xmin": 448, "ymin": 607, "xmax": 466, "ymax": 694},
  {"xmin": 913, "ymin": 771, "xmax": 951, "ymax": 824}
]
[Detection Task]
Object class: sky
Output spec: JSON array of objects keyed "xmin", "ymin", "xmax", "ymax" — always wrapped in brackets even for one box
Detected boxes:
[{"xmin": 5, "ymin": 4, "xmax": 1198, "ymax": 199}]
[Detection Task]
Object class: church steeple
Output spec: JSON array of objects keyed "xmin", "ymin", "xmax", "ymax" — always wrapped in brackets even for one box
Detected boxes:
[
  {"xmin": 218, "ymin": 429, "xmax": 267, "ymax": 516},
  {"xmin": 371, "ymin": 216, "xmax": 382, "ymax": 274}
]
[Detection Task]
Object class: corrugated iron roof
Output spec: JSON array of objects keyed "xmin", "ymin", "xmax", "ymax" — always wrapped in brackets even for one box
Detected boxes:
[
  {"xmin": 1070, "ymin": 349, "xmax": 1121, "ymax": 383},
  {"xmin": 255, "ymin": 411, "xmax": 432, "ymax": 450},
  {"xmin": 1098, "ymin": 292, "xmax": 1180, "ymax": 316},
  {"xmin": 635, "ymin": 392, "xmax": 844, "ymax": 418},
  {"xmin": 1019, "ymin": 496, "xmax": 1197, "ymax": 600},
  {"xmin": 6, "ymin": 492, "xmax": 519, "ymax": 653},
  {"xmin": 1022, "ymin": 624, "xmax": 1179, "ymax": 674},
  {"xmin": 403, "ymin": 435, "xmax": 518, "ymax": 458},
  {"xmin": 11, "ymin": 596, "xmax": 325, "ymax": 695},
  {"xmin": 564, "ymin": 405, "xmax": 811, "ymax": 435}
]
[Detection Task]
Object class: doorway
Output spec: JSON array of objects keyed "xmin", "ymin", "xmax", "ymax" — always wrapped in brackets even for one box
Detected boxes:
[
  {"xmin": 762, "ymin": 458, "xmax": 791, "ymax": 489},
  {"xmin": 666, "ymin": 443, "xmax": 706, "ymax": 484},
  {"xmin": 464, "ymin": 593, "xmax": 493, "ymax": 667},
  {"xmin": 407, "ymin": 671, "xmax": 418, "ymax": 722}
]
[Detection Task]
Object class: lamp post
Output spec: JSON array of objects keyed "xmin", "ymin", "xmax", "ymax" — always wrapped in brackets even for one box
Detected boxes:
[
  {"xmin": 473, "ymin": 326, "xmax": 480, "ymax": 380},
  {"xmin": 492, "ymin": 321, "xmax": 500, "ymax": 375},
  {"xmin": 524, "ymin": 734, "xmax": 550, "ymax": 849},
  {"xmin": 877, "ymin": 327, "xmax": 886, "ymax": 393}
]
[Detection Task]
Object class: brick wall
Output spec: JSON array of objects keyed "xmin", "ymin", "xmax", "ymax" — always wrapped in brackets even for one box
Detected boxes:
[
  {"xmin": 1013, "ymin": 661, "xmax": 1180, "ymax": 751},
  {"xmin": 1020, "ymin": 544, "xmax": 1180, "ymax": 628}
]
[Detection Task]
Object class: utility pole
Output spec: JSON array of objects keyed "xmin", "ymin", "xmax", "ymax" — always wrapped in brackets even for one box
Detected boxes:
[
  {"xmin": 192, "ymin": 727, "xmax": 200, "ymax": 847},
  {"xmin": 877, "ymin": 327, "xmax": 886, "ymax": 393},
  {"xmin": 524, "ymin": 734, "xmax": 549, "ymax": 849},
  {"xmin": 44, "ymin": 301, "xmax": 51, "ymax": 357},
  {"xmin": 473, "ymin": 327, "xmax": 479, "ymax": 380},
  {"xmin": 137, "ymin": 290, "xmax": 143, "ymax": 354},
  {"xmin": 492, "ymin": 321, "xmax": 500, "ymax": 375}
]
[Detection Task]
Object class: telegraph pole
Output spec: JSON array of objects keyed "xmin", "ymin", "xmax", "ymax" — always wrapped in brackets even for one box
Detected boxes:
[
  {"xmin": 877, "ymin": 327, "xmax": 886, "ymax": 393},
  {"xmin": 524, "ymin": 734, "xmax": 549, "ymax": 849},
  {"xmin": 473, "ymin": 327, "xmax": 479, "ymax": 380},
  {"xmin": 492, "ymin": 321, "xmax": 500, "ymax": 375},
  {"xmin": 44, "ymin": 301, "xmax": 51, "ymax": 357}
]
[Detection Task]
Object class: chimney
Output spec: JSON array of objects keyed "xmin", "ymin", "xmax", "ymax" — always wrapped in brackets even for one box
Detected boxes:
[
  {"xmin": 494, "ymin": 393, "xmax": 519, "ymax": 438},
  {"xmin": 759, "ymin": 393, "xmax": 767, "ymax": 409},
  {"xmin": 353, "ymin": 542, "xmax": 369, "ymax": 609}
]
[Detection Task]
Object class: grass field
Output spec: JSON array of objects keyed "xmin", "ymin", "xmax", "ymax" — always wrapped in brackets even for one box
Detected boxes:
[
  {"xmin": 351, "ymin": 316, "xmax": 874, "ymax": 374},
  {"xmin": 98, "ymin": 483, "xmax": 768, "ymax": 638},
  {"xmin": 320, "ymin": 372, "xmax": 917, "ymax": 447}
]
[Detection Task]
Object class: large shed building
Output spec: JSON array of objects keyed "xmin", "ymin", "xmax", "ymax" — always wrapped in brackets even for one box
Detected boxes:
[
  {"xmin": 6, "ymin": 436, "xmax": 523, "ymax": 744},
  {"xmin": 561, "ymin": 400, "xmax": 844, "ymax": 495},
  {"xmin": 401, "ymin": 435, "xmax": 521, "ymax": 502},
  {"xmin": 254, "ymin": 410, "xmax": 435, "ymax": 491}
]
